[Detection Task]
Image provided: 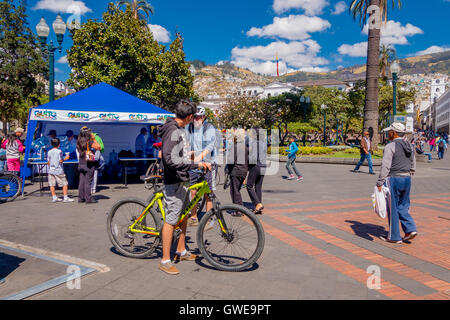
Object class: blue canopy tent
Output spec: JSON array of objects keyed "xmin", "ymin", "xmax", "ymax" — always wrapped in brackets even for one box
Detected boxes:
[{"xmin": 21, "ymin": 82, "xmax": 174, "ymax": 193}]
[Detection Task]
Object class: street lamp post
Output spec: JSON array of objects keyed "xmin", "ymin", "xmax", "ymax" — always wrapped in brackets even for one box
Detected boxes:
[
  {"xmin": 36, "ymin": 15, "xmax": 66, "ymax": 102},
  {"xmin": 321, "ymin": 104, "xmax": 328, "ymax": 146},
  {"xmin": 391, "ymin": 60, "xmax": 401, "ymax": 117},
  {"xmin": 300, "ymin": 96, "xmax": 310, "ymax": 146}
]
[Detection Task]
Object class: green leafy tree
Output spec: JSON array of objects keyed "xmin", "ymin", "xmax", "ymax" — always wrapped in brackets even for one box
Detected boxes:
[
  {"xmin": 116, "ymin": 0, "xmax": 154, "ymax": 21},
  {"xmin": 67, "ymin": 4, "xmax": 195, "ymax": 112},
  {"xmin": 379, "ymin": 44, "xmax": 396, "ymax": 79},
  {"xmin": 205, "ymin": 107, "xmax": 218, "ymax": 128},
  {"xmin": 349, "ymin": 0, "xmax": 403, "ymax": 146},
  {"xmin": 0, "ymin": 0, "xmax": 47, "ymax": 130},
  {"xmin": 378, "ymin": 79, "xmax": 416, "ymax": 115},
  {"xmin": 218, "ymin": 96, "xmax": 268, "ymax": 129}
]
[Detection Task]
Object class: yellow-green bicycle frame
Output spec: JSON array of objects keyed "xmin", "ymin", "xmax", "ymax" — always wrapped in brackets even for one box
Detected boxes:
[{"xmin": 128, "ymin": 180, "xmax": 227, "ymax": 236}]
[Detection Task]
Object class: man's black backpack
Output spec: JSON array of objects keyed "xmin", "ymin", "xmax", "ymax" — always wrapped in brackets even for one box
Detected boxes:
[{"xmin": 439, "ymin": 140, "xmax": 444, "ymax": 148}]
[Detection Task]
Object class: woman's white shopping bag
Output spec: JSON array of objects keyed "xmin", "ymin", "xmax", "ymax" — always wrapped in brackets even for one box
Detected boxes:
[{"xmin": 371, "ymin": 186, "xmax": 390, "ymax": 219}]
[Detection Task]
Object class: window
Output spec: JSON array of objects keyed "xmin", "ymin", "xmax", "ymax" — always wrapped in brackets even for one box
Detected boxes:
[
  {"xmin": 436, "ymin": 88, "xmax": 440, "ymax": 92},
  {"xmin": 436, "ymin": 79, "xmax": 440, "ymax": 84}
]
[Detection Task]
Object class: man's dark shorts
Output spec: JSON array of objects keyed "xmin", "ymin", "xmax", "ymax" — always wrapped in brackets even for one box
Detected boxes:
[{"xmin": 189, "ymin": 169, "xmax": 214, "ymax": 191}]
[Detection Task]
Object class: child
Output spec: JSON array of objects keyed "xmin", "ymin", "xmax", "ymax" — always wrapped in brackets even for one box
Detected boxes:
[
  {"xmin": 1, "ymin": 133, "xmax": 25, "ymax": 173},
  {"xmin": 285, "ymin": 136, "xmax": 303, "ymax": 181},
  {"xmin": 47, "ymin": 138, "xmax": 74, "ymax": 203}
]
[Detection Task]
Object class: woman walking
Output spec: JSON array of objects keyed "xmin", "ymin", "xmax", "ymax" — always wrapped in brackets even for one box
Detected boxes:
[
  {"xmin": 246, "ymin": 128, "xmax": 266, "ymax": 215},
  {"xmin": 285, "ymin": 136, "xmax": 303, "ymax": 181},
  {"xmin": 76, "ymin": 127, "xmax": 101, "ymax": 203},
  {"xmin": 226, "ymin": 129, "xmax": 248, "ymax": 216},
  {"xmin": 1, "ymin": 133, "xmax": 25, "ymax": 173}
]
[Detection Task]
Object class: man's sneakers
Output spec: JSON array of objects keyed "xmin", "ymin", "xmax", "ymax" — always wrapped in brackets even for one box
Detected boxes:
[
  {"xmin": 287, "ymin": 175, "xmax": 295, "ymax": 180},
  {"xmin": 297, "ymin": 176, "xmax": 304, "ymax": 181},
  {"xmin": 379, "ymin": 236, "xmax": 403, "ymax": 244},
  {"xmin": 174, "ymin": 251, "xmax": 198, "ymax": 262},
  {"xmin": 402, "ymin": 231, "xmax": 418, "ymax": 242},
  {"xmin": 52, "ymin": 197, "xmax": 63, "ymax": 203},
  {"xmin": 159, "ymin": 260, "xmax": 179, "ymax": 275},
  {"xmin": 351, "ymin": 169, "xmax": 360, "ymax": 173},
  {"xmin": 53, "ymin": 196, "xmax": 74, "ymax": 203},
  {"xmin": 63, "ymin": 197, "xmax": 74, "ymax": 203}
]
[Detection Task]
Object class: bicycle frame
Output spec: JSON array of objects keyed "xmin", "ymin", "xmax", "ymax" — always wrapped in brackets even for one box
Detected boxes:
[{"xmin": 129, "ymin": 180, "xmax": 228, "ymax": 236}]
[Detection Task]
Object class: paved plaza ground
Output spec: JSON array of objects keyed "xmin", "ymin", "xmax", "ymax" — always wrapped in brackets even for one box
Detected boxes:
[{"xmin": 0, "ymin": 155, "xmax": 449, "ymax": 300}]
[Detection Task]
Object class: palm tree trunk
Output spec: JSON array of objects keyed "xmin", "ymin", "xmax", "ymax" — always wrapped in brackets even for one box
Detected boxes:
[{"xmin": 364, "ymin": 0, "xmax": 381, "ymax": 148}]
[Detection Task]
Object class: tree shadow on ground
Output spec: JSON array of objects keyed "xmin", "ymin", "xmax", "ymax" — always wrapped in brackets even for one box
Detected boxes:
[{"xmin": 345, "ymin": 220, "xmax": 387, "ymax": 241}]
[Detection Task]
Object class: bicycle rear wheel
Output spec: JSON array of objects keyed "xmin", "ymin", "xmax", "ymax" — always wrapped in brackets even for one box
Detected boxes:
[
  {"xmin": 144, "ymin": 161, "xmax": 159, "ymax": 190},
  {"xmin": 196, "ymin": 204, "xmax": 265, "ymax": 272},
  {"xmin": 0, "ymin": 173, "xmax": 22, "ymax": 202},
  {"xmin": 107, "ymin": 198, "xmax": 162, "ymax": 258}
]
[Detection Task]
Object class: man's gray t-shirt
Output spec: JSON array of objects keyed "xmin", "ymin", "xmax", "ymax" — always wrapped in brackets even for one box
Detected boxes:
[{"xmin": 48, "ymin": 148, "xmax": 64, "ymax": 175}]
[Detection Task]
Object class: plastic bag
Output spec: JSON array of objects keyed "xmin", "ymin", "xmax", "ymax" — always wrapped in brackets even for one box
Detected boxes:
[{"xmin": 371, "ymin": 186, "xmax": 390, "ymax": 219}]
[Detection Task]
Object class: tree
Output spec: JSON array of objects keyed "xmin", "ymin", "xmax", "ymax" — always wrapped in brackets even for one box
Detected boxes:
[
  {"xmin": 205, "ymin": 107, "xmax": 218, "ymax": 128},
  {"xmin": 218, "ymin": 96, "xmax": 268, "ymax": 129},
  {"xmin": 0, "ymin": 0, "xmax": 47, "ymax": 130},
  {"xmin": 116, "ymin": 0, "xmax": 154, "ymax": 21},
  {"xmin": 379, "ymin": 44, "xmax": 396, "ymax": 79},
  {"xmin": 378, "ymin": 79, "xmax": 416, "ymax": 115},
  {"xmin": 349, "ymin": 0, "xmax": 402, "ymax": 147},
  {"xmin": 67, "ymin": 4, "xmax": 195, "ymax": 112}
]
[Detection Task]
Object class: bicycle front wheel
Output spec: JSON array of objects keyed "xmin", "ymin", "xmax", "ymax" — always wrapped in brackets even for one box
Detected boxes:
[
  {"xmin": 0, "ymin": 173, "xmax": 22, "ymax": 202},
  {"xmin": 107, "ymin": 198, "xmax": 162, "ymax": 258},
  {"xmin": 197, "ymin": 204, "xmax": 265, "ymax": 272}
]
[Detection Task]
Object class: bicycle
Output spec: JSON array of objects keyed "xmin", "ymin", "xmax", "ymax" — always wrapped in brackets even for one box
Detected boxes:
[
  {"xmin": 195, "ymin": 163, "xmax": 223, "ymax": 215},
  {"xmin": 107, "ymin": 171, "xmax": 265, "ymax": 272},
  {"xmin": 0, "ymin": 171, "xmax": 22, "ymax": 202}
]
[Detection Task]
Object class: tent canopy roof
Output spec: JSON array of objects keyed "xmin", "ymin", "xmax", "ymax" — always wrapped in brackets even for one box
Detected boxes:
[{"xmin": 33, "ymin": 82, "xmax": 172, "ymax": 114}]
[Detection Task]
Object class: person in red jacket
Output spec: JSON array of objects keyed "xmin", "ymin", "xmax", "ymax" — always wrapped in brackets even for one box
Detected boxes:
[{"xmin": 1, "ymin": 133, "xmax": 25, "ymax": 173}]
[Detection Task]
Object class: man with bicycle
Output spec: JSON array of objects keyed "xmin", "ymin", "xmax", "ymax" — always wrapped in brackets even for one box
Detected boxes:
[
  {"xmin": 159, "ymin": 100, "xmax": 211, "ymax": 275},
  {"xmin": 185, "ymin": 106, "xmax": 218, "ymax": 227}
]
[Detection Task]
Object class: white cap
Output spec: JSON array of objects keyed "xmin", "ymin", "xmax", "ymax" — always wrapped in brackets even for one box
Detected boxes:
[
  {"xmin": 383, "ymin": 122, "xmax": 405, "ymax": 133},
  {"xmin": 195, "ymin": 106, "xmax": 206, "ymax": 116}
]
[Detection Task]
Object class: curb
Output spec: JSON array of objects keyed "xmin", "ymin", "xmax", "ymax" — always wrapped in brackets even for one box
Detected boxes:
[{"xmin": 270, "ymin": 156, "xmax": 382, "ymax": 166}]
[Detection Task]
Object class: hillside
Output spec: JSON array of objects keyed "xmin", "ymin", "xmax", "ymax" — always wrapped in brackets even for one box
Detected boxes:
[{"xmin": 192, "ymin": 50, "xmax": 450, "ymax": 99}]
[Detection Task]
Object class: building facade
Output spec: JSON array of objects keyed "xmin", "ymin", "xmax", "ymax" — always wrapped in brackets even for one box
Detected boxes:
[{"xmin": 435, "ymin": 89, "xmax": 450, "ymax": 134}]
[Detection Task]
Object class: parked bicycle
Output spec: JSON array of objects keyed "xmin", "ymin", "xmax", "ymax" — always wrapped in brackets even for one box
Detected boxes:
[
  {"xmin": 107, "ymin": 171, "xmax": 265, "ymax": 272},
  {"xmin": 0, "ymin": 171, "xmax": 22, "ymax": 202}
]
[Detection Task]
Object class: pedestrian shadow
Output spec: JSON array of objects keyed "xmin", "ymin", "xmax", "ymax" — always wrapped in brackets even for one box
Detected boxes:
[
  {"xmin": 345, "ymin": 220, "xmax": 387, "ymax": 241},
  {"xmin": 0, "ymin": 252, "xmax": 26, "ymax": 280},
  {"xmin": 93, "ymin": 195, "xmax": 110, "ymax": 200}
]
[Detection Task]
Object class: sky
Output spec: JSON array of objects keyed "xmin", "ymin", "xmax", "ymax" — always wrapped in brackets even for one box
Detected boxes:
[{"xmin": 24, "ymin": 0, "xmax": 450, "ymax": 82}]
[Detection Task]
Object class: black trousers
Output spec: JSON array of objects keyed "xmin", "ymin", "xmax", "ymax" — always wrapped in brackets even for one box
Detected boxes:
[
  {"xmin": 78, "ymin": 164, "xmax": 95, "ymax": 202},
  {"xmin": 246, "ymin": 166, "xmax": 264, "ymax": 208},
  {"xmin": 230, "ymin": 175, "xmax": 245, "ymax": 206}
]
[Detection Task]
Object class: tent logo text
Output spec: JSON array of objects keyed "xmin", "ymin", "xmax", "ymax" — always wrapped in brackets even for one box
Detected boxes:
[
  {"xmin": 129, "ymin": 114, "xmax": 148, "ymax": 121},
  {"xmin": 68, "ymin": 112, "xmax": 89, "ymax": 121},
  {"xmin": 157, "ymin": 115, "xmax": 171, "ymax": 121},
  {"xmin": 34, "ymin": 110, "xmax": 57, "ymax": 120},
  {"xmin": 99, "ymin": 113, "xmax": 119, "ymax": 121}
]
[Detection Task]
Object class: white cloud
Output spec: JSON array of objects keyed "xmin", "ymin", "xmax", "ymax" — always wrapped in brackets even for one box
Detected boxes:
[
  {"xmin": 247, "ymin": 15, "xmax": 331, "ymax": 41},
  {"xmin": 363, "ymin": 20, "xmax": 424, "ymax": 45},
  {"xmin": 33, "ymin": 0, "xmax": 92, "ymax": 15},
  {"xmin": 415, "ymin": 45, "xmax": 450, "ymax": 56},
  {"xmin": 273, "ymin": 0, "xmax": 329, "ymax": 16},
  {"xmin": 231, "ymin": 40, "xmax": 329, "ymax": 76},
  {"xmin": 339, "ymin": 20, "xmax": 424, "ymax": 57},
  {"xmin": 57, "ymin": 56, "xmax": 68, "ymax": 64},
  {"xmin": 338, "ymin": 42, "xmax": 367, "ymax": 57},
  {"xmin": 55, "ymin": 67, "xmax": 62, "ymax": 73},
  {"xmin": 148, "ymin": 24, "xmax": 171, "ymax": 43},
  {"xmin": 331, "ymin": 1, "xmax": 347, "ymax": 15}
]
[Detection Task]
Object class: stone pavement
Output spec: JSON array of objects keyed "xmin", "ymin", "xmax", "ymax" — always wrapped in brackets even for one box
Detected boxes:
[{"xmin": 0, "ymin": 153, "xmax": 449, "ymax": 300}]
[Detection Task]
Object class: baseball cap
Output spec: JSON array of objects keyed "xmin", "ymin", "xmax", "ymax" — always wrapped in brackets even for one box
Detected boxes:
[
  {"xmin": 15, "ymin": 128, "xmax": 24, "ymax": 134},
  {"xmin": 195, "ymin": 106, "xmax": 206, "ymax": 117},
  {"xmin": 383, "ymin": 122, "xmax": 405, "ymax": 133},
  {"xmin": 48, "ymin": 129, "xmax": 57, "ymax": 136},
  {"xmin": 66, "ymin": 130, "xmax": 74, "ymax": 137}
]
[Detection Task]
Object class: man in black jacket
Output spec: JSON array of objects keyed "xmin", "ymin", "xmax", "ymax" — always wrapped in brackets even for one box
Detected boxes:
[{"xmin": 158, "ymin": 100, "xmax": 211, "ymax": 275}]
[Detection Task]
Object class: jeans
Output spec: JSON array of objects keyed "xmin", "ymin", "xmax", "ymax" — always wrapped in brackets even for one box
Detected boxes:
[
  {"xmin": 229, "ymin": 175, "xmax": 245, "ymax": 206},
  {"xmin": 423, "ymin": 152, "xmax": 433, "ymax": 161},
  {"xmin": 246, "ymin": 165, "xmax": 264, "ymax": 208},
  {"xmin": 438, "ymin": 148, "xmax": 445, "ymax": 159},
  {"xmin": 386, "ymin": 176, "xmax": 416, "ymax": 241},
  {"xmin": 286, "ymin": 157, "xmax": 302, "ymax": 176},
  {"xmin": 354, "ymin": 153, "xmax": 373, "ymax": 173}
]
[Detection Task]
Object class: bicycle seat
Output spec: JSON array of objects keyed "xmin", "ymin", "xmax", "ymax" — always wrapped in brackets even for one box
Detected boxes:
[{"xmin": 140, "ymin": 174, "xmax": 163, "ymax": 183}]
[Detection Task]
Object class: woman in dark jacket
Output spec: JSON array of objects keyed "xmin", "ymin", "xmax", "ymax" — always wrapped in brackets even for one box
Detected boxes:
[
  {"xmin": 225, "ymin": 129, "xmax": 248, "ymax": 216},
  {"xmin": 246, "ymin": 128, "xmax": 266, "ymax": 215},
  {"xmin": 76, "ymin": 127, "xmax": 101, "ymax": 203}
]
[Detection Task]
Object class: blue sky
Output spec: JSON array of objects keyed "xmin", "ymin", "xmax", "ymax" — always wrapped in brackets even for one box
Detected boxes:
[{"xmin": 25, "ymin": 0, "xmax": 450, "ymax": 81}]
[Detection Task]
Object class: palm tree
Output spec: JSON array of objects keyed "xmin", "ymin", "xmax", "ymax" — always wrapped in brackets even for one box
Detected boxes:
[
  {"xmin": 349, "ymin": 0, "xmax": 402, "ymax": 146},
  {"xmin": 116, "ymin": 0, "xmax": 154, "ymax": 21},
  {"xmin": 379, "ymin": 44, "xmax": 396, "ymax": 79}
]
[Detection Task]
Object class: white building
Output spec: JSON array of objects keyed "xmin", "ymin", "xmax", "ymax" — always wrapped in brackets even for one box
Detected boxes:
[
  {"xmin": 292, "ymin": 79, "xmax": 350, "ymax": 92},
  {"xmin": 239, "ymin": 84, "xmax": 265, "ymax": 97},
  {"xmin": 435, "ymin": 89, "xmax": 450, "ymax": 134},
  {"xmin": 260, "ymin": 82, "xmax": 295, "ymax": 98},
  {"xmin": 430, "ymin": 78, "xmax": 446, "ymax": 105}
]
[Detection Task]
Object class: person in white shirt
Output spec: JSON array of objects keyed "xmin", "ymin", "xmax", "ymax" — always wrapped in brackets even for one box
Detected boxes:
[{"xmin": 47, "ymin": 138, "xmax": 74, "ymax": 203}]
